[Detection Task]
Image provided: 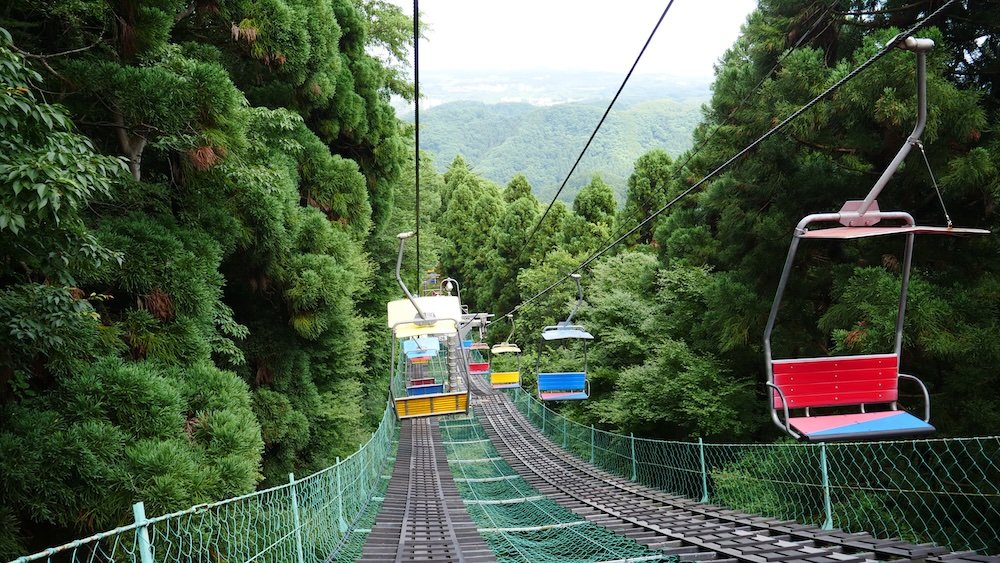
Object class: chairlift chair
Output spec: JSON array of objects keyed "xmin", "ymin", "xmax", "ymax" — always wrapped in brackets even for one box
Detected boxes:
[
  {"xmin": 763, "ymin": 38, "xmax": 989, "ymax": 442},
  {"xmin": 464, "ymin": 339, "xmax": 492, "ymax": 376},
  {"xmin": 537, "ymin": 274, "xmax": 594, "ymax": 401},
  {"xmin": 387, "ymin": 233, "xmax": 470, "ymax": 418},
  {"xmin": 420, "ymin": 270, "xmax": 441, "ymax": 296},
  {"xmin": 403, "ymin": 337, "xmax": 440, "ymax": 361},
  {"xmin": 490, "ymin": 314, "xmax": 523, "ymax": 389}
]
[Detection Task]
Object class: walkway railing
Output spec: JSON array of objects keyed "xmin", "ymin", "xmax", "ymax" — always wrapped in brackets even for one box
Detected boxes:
[
  {"xmin": 11, "ymin": 401, "xmax": 399, "ymax": 563},
  {"xmin": 510, "ymin": 388, "xmax": 1000, "ymax": 556}
]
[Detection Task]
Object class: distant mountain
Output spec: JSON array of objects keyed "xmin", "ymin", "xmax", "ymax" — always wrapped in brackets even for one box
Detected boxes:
[
  {"xmin": 405, "ymin": 98, "xmax": 704, "ymax": 202},
  {"xmin": 400, "ymin": 69, "xmax": 712, "ymax": 108}
]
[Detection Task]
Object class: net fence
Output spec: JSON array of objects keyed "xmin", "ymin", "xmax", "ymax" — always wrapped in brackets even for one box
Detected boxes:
[
  {"xmin": 11, "ymin": 402, "xmax": 399, "ymax": 563},
  {"xmin": 509, "ymin": 388, "xmax": 1000, "ymax": 556},
  {"xmin": 13, "ymin": 384, "xmax": 998, "ymax": 562},
  {"xmin": 439, "ymin": 415, "xmax": 674, "ymax": 563}
]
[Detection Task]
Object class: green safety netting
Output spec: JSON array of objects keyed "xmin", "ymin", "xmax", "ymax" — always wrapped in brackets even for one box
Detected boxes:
[
  {"xmin": 328, "ymin": 469, "xmax": 394, "ymax": 562},
  {"xmin": 467, "ymin": 348, "xmax": 487, "ymax": 363},
  {"xmin": 509, "ymin": 388, "xmax": 1000, "ymax": 556},
  {"xmin": 12, "ymin": 403, "xmax": 400, "ymax": 563},
  {"xmin": 439, "ymin": 416, "xmax": 676, "ymax": 563},
  {"xmin": 13, "ymin": 383, "xmax": 999, "ymax": 562}
]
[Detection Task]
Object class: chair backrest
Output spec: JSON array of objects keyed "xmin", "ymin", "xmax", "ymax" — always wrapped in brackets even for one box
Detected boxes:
[
  {"xmin": 538, "ymin": 372, "xmax": 586, "ymax": 392},
  {"xmin": 407, "ymin": 383, "xmax": 444, "ymax": 396},
  {"xmin": 403, "ymin": 337, "xmax": 439, "ymax": 356},
  {"xmin": 388, "ymin": 296, "xmax": 461, "ymax": 327},
  {"xmin": 491, "ymin": 371, "xmax": 520, "ymax": 386},
  {"xmin": 410, "ymin": 377, "xmax": 436, "ymax": 386},
  {"xmin": 771, "ymin": 353, "xmax": 899, "ymax": 410}
]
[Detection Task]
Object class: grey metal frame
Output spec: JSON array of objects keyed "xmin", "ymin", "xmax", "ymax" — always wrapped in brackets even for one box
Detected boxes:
[
  {"xmin": 763, "ymin": 38, "xmax": 936, "ymax": 438},
  {"xmin": 395, "ymin": 232, "xmax": 431, "ymax": 323},
  {"xmin": 503, "ymin": 313, "xmax": 516, "ymax": 345},
  {"xmin": 535, "ymin": 274, "xmax": 591, "ymax": 380}
]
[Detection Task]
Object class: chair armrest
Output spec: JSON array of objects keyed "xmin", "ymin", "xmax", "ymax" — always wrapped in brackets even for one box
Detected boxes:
[
  {"xmin": 765, "ymin": 382, "xmax": 799, "ymax": 438},
  {"xmin": 898, "ymin": 373, "xmax": 931, "ymax": 422},
  {"xmin": 585, "ymin": 378, "xmax": 591, "ymax": 399}
]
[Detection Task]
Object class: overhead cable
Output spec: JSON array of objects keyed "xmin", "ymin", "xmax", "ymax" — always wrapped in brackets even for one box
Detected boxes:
[
  {"xmin": 500, "ymin": 0, "xmax": 957, "ymax": 321},
  {"xmin": 511, "ymin": 0, "xmax": 677, "ymax": 266},
  {"xmin": 591, "ymin": 1, "xmax": 838, "ymax": 255},
  {"xmin": 413, "ymin": 0, "xmax": 421, "ymax": 282}
]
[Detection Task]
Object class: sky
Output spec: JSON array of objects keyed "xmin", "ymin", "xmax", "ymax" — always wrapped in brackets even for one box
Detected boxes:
[{"xmin": 389, "ymin": 0, "xmax": 758, "ymax": 78}]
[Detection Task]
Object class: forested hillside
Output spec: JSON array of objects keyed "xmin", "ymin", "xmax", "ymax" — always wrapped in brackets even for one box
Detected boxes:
[
  {"xmin": 0, "ymin": 0, "xmax": 412, "ymax": 555},
  {"xmin": 406, "ymin": 99, "xmax": 702, "ymax": 202},
  {"xmin": 410, "ymin": 0, "xmax": 999, "ymax": 443},
  {"xmin": 2, "ymin": 0, "xmax": 999, "ymax": 559}
]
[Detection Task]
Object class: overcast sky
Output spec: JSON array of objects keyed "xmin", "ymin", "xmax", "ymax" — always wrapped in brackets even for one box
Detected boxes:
[{"xmin": 389, "ymin": 0, "xmax": 758, "ymax": 77}]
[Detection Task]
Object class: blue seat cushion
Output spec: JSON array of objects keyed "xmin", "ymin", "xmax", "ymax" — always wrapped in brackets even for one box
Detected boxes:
[
  {"xmin": 791, "ymin": 411, "xmax": 934, "ymax": 442},
  {"xmin": 540, "ymin": 391, "xmax": 589, "ymax": 401}
]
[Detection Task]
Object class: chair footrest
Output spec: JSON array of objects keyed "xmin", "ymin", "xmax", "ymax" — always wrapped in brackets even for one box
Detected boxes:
[
  {"xmin": 540, "ymin": 391, "xmax": 588, "ymax": 401},
  {"xmin": 790, "ymin": 411, "xmax": 934, "ymax": 441}
]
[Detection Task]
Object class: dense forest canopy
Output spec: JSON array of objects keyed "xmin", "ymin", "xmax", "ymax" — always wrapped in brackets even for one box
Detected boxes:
[
  {"xmin": 0, "ymin": 0, "xmax": 413, "ymax": 554},
  {"xmin": 404, "ymin": 99, "xmax": 703, "ymax": 203},
  {"xmin": 0, "ymin": 0, "xmax": 997, "ymax": 558}
]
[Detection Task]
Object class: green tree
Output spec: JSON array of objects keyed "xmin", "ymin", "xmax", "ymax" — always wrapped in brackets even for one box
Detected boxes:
[
  {"xmin": 489, "ymin": 176, "xmax": 541, "ymax": 315},
  {"xmin": 1, "ymin": 358, "xmax": 262, "ymax": 537},
  {"xmin": 0, "ymin": 0, "xmax": 411, "ymax": 550},
  {"xmin": 563, "ymin": 175, "xmax": 616, "ymax": 255},
  {"xmin": 437, "ymin": 156, "xmax": 504, "ymax": 309},
  {"xmin": 572, "ymin": 174, "xmax": 616, "ymax": 224},
  {"xmin": 618, "ymin": 148, "xmax": 673, "ymax": 245},
  {"xmin": 0, "ymin": 29, "xmax": 125, "ymax": 284},
  {"xmin": 504, "ymin": 173, "xmax": 535, "ymax": 203},
  {"xmin": 577, "ymin": 252, "xmax": 755, "ymax": 439},
  {"xmin": 653, "ymin": 1, "xmax": 999, "ymax": 438}
]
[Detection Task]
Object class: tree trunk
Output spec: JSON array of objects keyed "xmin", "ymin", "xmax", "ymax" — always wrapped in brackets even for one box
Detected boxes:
[{"xmin": 113, "ymin": 110, "xmax": 145, "ymax": 181}]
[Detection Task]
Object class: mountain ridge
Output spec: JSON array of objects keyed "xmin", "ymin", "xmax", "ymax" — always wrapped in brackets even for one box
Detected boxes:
[{"xmin": 404, "ymin": 98, "xmax": 704, "ymax": 201}]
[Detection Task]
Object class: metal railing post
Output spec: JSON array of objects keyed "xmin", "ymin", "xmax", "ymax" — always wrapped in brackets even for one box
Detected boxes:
[
  {"xmin": 589, "ymin": 424, "xmax": 596, "ymax": 464},
  {"xmin": 132, "ymin": 502, "xmax": 154, "ymax": 563},
  {"xmin": 699, "ymin": 438, "xmax": 710, "ymax": 502},
  {"xmin": 541, "ymin": 405, "xmax": 546, "ymax": 433},
  {"xmin": 336, "ymin": 456, "xmax": 348, "ymax": 532},
  {"xmin": 562, "ymin": 417, "xmax": 568, "ymax": 448},
  {"xmin": 288, "ymin": 474, "xmax": 306, "ymax": 563},
  {"xmin": 820, "ymin": 444, "xmax": 833, "ymax": 530},
  {"xmin": 630, "ymin": 432, "xmax": 638, "ymax": 481}
]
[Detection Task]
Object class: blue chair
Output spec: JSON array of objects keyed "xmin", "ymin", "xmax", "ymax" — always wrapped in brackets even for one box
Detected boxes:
[{"xmin": 537, "ymin": 372, "xmax": 589, "ymax": 401}]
